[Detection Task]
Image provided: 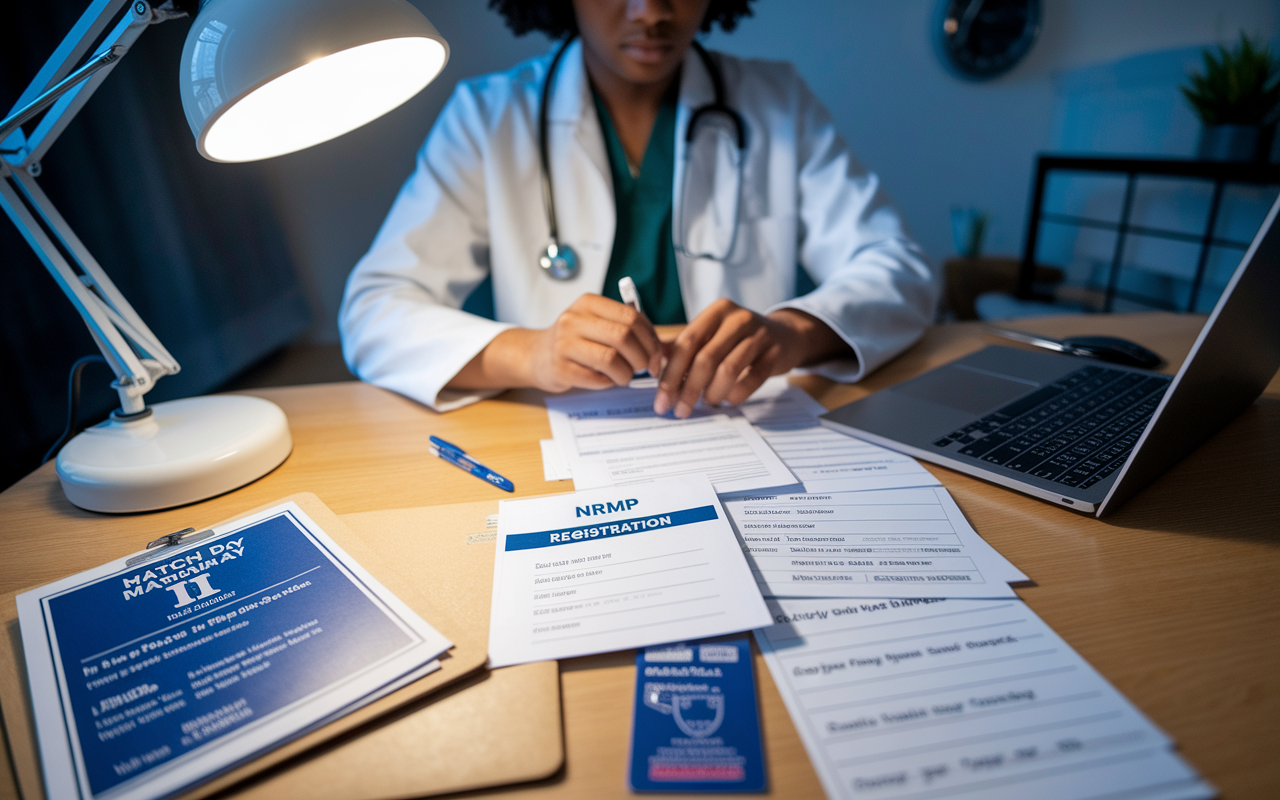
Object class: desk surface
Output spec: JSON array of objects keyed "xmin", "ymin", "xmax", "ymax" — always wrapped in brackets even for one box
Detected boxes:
[{"xmin": 1, "ymin": 313, "xmax": 1277, "ymax": 799}]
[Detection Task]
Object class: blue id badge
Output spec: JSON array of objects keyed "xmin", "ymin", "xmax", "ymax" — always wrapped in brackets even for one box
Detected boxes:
[{"xmin": 628, "ymin": 635, "xmax": 766, "ymax": 792}]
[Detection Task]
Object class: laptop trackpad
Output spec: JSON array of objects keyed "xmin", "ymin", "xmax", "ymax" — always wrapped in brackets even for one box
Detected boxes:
[{"xmin": 894, "ymin": 365, "xmax": 1038, "ymax": 416}]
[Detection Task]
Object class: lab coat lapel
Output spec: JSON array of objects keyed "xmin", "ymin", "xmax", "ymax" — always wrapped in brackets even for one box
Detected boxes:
[
  {"xmin": 544, "ymin": 39, "xmax": 614, "ymax": 301},
  {"xmin": 673, "ymin": 46, "xmax": 727, "ymax": 319}
]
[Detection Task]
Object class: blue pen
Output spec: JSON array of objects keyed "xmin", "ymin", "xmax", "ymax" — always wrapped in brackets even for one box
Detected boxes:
[{"xmin": 429, "ymin": 435, "xmax": 515, "ymax": 492}]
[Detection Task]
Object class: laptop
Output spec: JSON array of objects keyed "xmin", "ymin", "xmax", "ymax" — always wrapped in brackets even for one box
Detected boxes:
[{"xmin": 820, "ymin": 195, "xmax": 1280, "ymax": 516}]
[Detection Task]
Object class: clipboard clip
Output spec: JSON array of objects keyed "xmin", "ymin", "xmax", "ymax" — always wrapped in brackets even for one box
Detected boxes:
[{"xmin": 125, "ymin": 527, "xmax": 215, "ymax": 568}]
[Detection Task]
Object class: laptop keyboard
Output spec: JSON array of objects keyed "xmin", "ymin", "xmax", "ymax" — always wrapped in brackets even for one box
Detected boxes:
[{"xmin": 930, "ymin": 365, "xmax": 1172, "ymax": 490}]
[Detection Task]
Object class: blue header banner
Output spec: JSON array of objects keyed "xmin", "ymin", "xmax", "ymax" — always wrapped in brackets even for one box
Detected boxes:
[
  {"xmin": 42, "ymin": 511, "xmax": 416, "ymax": 797},
  {"xmin": 505, "ymin": 505, "xmax": 718, "ymax": 551}
]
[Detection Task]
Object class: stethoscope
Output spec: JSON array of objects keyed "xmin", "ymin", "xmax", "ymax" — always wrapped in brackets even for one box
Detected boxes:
[{"xmin": 537, "ymin": 36, "xmax": 747, "ymax": 281}]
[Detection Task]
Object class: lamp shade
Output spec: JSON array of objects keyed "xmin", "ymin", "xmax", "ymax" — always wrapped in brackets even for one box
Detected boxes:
[{"xmin": 179, "ymin": 0, "xmax": 449, "ymax": 162}]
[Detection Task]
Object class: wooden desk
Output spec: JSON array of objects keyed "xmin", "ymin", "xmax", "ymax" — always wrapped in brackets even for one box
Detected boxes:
[{"xmin": 1, "ymin": 313, "xmax": 1276, "ymax": 799}]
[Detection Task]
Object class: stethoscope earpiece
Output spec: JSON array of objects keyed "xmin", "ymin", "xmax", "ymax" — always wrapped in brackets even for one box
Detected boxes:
[{"xmin": 538, "ymin": 241, "xmax": 579, "ymax": 281}]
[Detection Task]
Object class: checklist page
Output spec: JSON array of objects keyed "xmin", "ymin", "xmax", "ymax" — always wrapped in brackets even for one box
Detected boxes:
[
  {"xmin": 723, "ymin": 487, "xmax": 1026, "ymax": 598},
  {"xmin": 755, "ymin": 598, "xmax": 1213, "ymax": 800}
]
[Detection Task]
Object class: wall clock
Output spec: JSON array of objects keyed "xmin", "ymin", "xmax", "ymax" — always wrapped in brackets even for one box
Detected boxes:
[{"xmin": 935, "ymin": 0, "xmax": 1042, "ymax": 80}]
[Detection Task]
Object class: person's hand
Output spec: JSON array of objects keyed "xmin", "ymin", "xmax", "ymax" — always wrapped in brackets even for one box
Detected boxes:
[
  {"xmin": 447, "ymin": 295, "xmax": 663, "ymax": 393},
  {"xmin": 527, "ymin": 294, "xmax": 664, "ymax": 391},
  {"xmin": 654, "ymin": 301, "xmax": 847, "ymax": 418}
]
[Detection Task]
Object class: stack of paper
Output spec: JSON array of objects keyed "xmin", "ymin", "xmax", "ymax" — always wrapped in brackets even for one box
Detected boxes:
[
  {"xmin": 540, "ymin": 378, "xmax": 940, "ymax": 496},
  {"xmin": 525, "ymin": 380, "xmax": 1211, "ymax": 799},
  {"xmin": 544, "ymin": 385, "xmax": 797, "ymax": 494},
  {"xmin": 18, "ymin": 502, "xmax": 453, "ymax": 800}
]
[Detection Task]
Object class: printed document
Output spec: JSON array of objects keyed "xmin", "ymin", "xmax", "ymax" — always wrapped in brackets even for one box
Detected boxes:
[
  {"xmin": 540, "ymin": 379, "xmax": 939, "ymax": 495},
  {"xmin": 540, "ymin": 439, "xmax": 573, "ymax": 481},
  {"xmin": 724, "ymin": 487, "xmax": 1026, "ymax": 598},
  {"xmin": 488, "ymin": 474, "xmax": 771, "ymax": 667},
  {"xmin": 17, "ymin": 501, "xmax": 451, "ymax": 800},
  {"xmin": 738, "ymin": 378, "xmax": 940, "ymax": 494},
  {"xmin": 755, "ymin": 597, "xmax": 1214, "ymax": 800},
  {"xmin": 544, "ymin": 386, "xmax": 797, "ymax": 495}
]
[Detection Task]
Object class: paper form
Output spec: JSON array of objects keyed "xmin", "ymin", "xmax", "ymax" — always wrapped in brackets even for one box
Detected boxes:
[
  {"xmin": 544, "ymin": 386, "xmax": 797, "ymax": 495},
  {"xmin": 737, "ymin": 379, "xmax": 940, "ymax": 494},
  {"xmin": 723, "ymin": 487, "xmax": 1025, "ymax": 598},
  {"xmin": 755, "ymin": 598, "xmax": 1214, "ymax": 800},
  {"xmin": 487, "ymin": 474, "xmax": 771, "ymax": 668},
  {"xmin": 539, "ymin": 439, "xmax": 573, "ymax": 481}
]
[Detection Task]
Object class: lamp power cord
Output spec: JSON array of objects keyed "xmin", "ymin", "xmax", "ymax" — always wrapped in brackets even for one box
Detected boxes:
[{"xmin": 42, "ymin": 355, "xmax": 108, "ymax": 464}]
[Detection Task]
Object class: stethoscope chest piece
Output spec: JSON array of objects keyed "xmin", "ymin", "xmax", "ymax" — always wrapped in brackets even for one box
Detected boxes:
[{"xmin": 538, "ymin": 241, "xmax": 579, "ymax": 280}]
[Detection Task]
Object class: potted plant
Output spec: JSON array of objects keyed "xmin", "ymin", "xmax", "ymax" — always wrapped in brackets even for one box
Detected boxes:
[{"xmin": 1182, "ymin": 33, "xmax": 1280, "ymax": 162}]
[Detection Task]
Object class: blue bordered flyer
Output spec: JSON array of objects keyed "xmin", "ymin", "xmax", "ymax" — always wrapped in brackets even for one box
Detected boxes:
[{"xmin": 17, "ymin": 501, "xmax": 452, "ymax": 800}]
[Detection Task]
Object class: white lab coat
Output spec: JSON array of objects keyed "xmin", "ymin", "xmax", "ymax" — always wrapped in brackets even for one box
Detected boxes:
[{"xmin": 340, "ymin": 40, "xmax": 938, "ymax": 411}]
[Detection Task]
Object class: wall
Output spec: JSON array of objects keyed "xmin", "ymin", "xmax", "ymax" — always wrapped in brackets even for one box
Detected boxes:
[
  {"xmin": 1038, "ymin": 46, "xmax": 1280, "ymax": 313},
  {"xmin": 264, "ymin": 0, "xmax": 1279, "ymax": 343}
]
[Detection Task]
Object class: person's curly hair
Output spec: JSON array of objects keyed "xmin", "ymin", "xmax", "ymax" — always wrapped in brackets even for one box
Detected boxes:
[{"xmin": 489, "ymin": 0, "xmax": 755, "ymax": 39}]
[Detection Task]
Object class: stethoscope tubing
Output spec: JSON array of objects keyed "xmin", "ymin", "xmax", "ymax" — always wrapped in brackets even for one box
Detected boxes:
[{"xmin": 537, "ymin": 36, "xmax": 746, "ymax": 279}]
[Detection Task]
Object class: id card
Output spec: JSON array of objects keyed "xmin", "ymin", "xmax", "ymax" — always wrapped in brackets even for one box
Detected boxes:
[{"xmin": 628, "ymin": 636, "xmax": 766, "ymax": 792}]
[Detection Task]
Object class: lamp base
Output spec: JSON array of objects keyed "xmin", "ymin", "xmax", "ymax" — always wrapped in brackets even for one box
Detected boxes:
[{"xmin": 56, "ymin": 395, "xmax": 292, "ymax": 513}]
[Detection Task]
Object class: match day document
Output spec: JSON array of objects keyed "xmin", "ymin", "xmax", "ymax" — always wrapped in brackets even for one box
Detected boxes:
[
  {"xmin": 723, "ymin": 488, "xmax": 1026, "ymax": 598},
  {"xmin": 755, "ymin": 598, "xmax": 1213, "ymax": 800},
  {"xmin": 738, "ymin": 378, "xmax": 940, "ymax": 494},
  {"xmin": 487, "ymin": 474, "xmax": 771, "ymax": 668},
  {"xmin": 17, "ymin": 502, "xmax": 450, "ymax": 800},
  {"xmin": 544, "ymin": 386, "xmax": 797, "ymax": 495}
]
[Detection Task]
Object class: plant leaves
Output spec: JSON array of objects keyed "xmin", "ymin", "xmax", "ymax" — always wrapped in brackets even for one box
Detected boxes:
[{"xmin": 1181, "ymin": 33, "xmax": 1280, "ymax": 126}]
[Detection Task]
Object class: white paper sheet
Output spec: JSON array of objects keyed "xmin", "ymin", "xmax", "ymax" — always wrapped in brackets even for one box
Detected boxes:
[
  {"xmin": 755, "ymin": 597, "xmax": 1214, "ymax": 800},
  {"xmin": 738, "ymin": 379, "xmax": 941, "ymax": 494},
  {"xmin": 539, "ymin": 439, "xmax": 573, "ymax": 481},
  {"xmin": 724, "ymin": 487, "xmax": 1026, "ymax": 598},
  {"xmin": 487, "ymin": 474, "xmax": 771, "ymax": 668},
  {"xmin": 544, "ymin": 386, "xmax": 797, "ymax": 495}
]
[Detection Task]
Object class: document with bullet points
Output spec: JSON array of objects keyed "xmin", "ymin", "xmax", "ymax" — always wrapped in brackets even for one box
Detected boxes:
[
  {"xmin": 755, "ymin": 597, "xmax": 1213, "ymax": 800},
  {"xmin": 723, "ymin": 487, "xmax": 1025, "ymax": 598}
]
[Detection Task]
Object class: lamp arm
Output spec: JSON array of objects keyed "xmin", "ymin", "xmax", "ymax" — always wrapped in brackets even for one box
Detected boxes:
[
  {"xmin": 0, "ymin": 0, "xmax": 194, "ymax": 414},
  {"xmin": 0, "ymin": 47, "xmax": 122, "ymax": 152},
  {"xmin": 2, "ymin": 1, "xmax": 196, "ymax": 166}
]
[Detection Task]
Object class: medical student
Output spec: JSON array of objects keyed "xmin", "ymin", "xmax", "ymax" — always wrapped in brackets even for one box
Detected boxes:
[{"xmin": 340, "ymin": 0, "xmax": 937, "ymax": 417}]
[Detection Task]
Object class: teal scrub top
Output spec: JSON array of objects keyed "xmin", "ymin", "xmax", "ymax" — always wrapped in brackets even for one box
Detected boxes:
[{"xmin": 593, "ymin": 83, "xmax": 687, "ymax": 325}]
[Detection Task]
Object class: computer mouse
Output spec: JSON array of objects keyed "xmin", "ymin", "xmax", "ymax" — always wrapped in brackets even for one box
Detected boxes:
[{"xmin": 1060, "ymin": 336, "xmax": 1165, "ymax": 369}]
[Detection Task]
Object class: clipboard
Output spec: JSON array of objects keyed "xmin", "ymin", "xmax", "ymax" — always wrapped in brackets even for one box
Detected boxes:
[
  {"xmin": 0, "ymin": 493, "xmax": 526, "ymax": 800},
  {"xmin": 225, "ymin": 500, "xmax": 564, "ymax": 800}
]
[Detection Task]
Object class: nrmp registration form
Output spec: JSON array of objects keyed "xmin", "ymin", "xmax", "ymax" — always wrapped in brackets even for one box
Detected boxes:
[{"xmin": 488, "ymin": 475, "xmax": 771, "ymax": 668}]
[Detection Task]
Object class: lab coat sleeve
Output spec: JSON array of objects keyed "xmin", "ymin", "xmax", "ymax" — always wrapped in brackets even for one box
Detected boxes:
[
  {"xmin": 768, "ymin": 72, "xmax": 939, "ymax": 382},
  {"xmin": 339, "ymin": 84, "xmax": 515, "ymax": 412}
]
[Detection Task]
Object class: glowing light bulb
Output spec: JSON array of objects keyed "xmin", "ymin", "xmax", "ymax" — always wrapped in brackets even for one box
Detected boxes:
[{"xmin": 202, "ymin": 37, "xmax": 445, "ymax": 162}]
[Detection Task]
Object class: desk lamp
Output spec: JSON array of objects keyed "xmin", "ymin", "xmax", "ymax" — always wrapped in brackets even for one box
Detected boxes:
[{"xmin": 0, "ymin": 0, "xmax": 448, "ymax": 512}]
